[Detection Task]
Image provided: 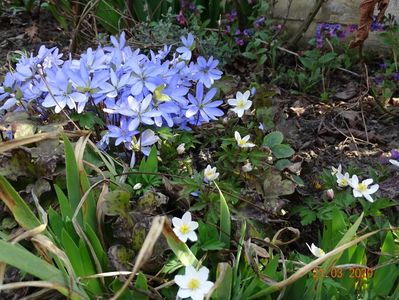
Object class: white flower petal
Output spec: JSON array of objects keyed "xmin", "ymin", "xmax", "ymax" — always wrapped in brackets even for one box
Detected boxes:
[{"xmin": 182, "ymin": 211, "xmax": 192, "ymax": 223}]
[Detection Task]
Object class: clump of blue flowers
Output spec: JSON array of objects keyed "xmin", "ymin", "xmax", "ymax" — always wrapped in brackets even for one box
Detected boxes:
[{"xmin": 0, "ymin": 32, "xmax": 224, "ymax": 166}]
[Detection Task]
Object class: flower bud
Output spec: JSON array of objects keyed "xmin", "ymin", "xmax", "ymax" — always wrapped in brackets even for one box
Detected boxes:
[
  {"xmin": 133, "ymin": 183, "xmax": 142, "ymax": 190},
  {"xmin": 177, "ymin": 143, "xmax": 186, "ymax": 154},
  {"xmin": 326, "ymin": 189, "xmax": 335, "ymax": 199},
  {"xmin": 242, "ymin": 162, "xmax": 253, "ymax": 172}
]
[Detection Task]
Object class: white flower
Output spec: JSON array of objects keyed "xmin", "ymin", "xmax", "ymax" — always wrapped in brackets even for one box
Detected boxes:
[
  {"xmin": 172, "ymin": 212, "xmax": 198, "ymax": 243},
  {"xmin": 326, "ymin": 189, "xmax": 335, "ymax": 200},
  {"xmin": 133, "ymin": 183, "xmax": 142, "ymax": 190},
  {"xmin": 389, "ymin": 159, "xmax": 399, "ymax": 168},
  {"xmin": 306, "ymin": 243, "xmax": 325, "ymax": 258},
  {"xmin": 336, "ymin": 172, "xmax": 351, "ymax": 187},
  {"xmin": 177, "ymin": 143, "xmax": 186, "ymax": 155},
  {"xmin": 234, "ymin": 131, "xmax": 255, "ymax": 148},
  {"xmin": 350, "ymin": 175, "xmax": 379, "ymax": 203},
  {"xmin": 203, "ymin": 165, "xmax": 219, "ymax": 182},
  {"xmin": 175, "ymin": 265, "xmax": 214, "ymax": 300},
  {"xmin": 242, "ymin": 162, "xmax": 253, "ymax": 172},
  {"xmin": 331, "ymin": 164, "xmax": 342, "ymax": 176},
  {"xmin": 227, "ymin": 91, "xmax": 252, "ymax": 118}
]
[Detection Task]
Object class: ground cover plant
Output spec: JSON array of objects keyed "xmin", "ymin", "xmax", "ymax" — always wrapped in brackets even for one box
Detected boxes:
[{"xmin": 0, "ymin": 0, "xmax": 398, "ymax": 299}]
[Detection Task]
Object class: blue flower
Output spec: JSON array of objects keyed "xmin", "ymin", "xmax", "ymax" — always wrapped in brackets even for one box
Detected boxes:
[
  {"xmin": 193, "ymin": 56, "xmax": 222, "ymax": 88},
  {"xmin": 99, "ymin": 69, "xmax": 131, "ymax": 98},
  {"xmin": 41, "ymin": 68, "xmax": 87, "ymax": 113},
  {"xmin": 107, "ymin": 117, "xmax": 137, "ymax": 146},
  {"xmin": 126, "ymin": 61, "xmax": 162, "ymax": 96},
  {"xmin": 104, "ymin": 94, "xmax": 162, "ymax": 131},
  {"xmin": 177, "ymin": 33, "xmax": 195, "ymax": 61},
  {"xmin": 128, "ymin": 129, "xmax": 159, "ymax": 167},
  {"xmin": 186, "ymin": 83, "xmax": 223, "ymax": 123}
]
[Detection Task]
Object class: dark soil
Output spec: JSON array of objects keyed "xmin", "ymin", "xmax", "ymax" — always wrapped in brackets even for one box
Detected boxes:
[{"xmin": 0, "ymin": 9, "xmax": 70, "ymax": 74}]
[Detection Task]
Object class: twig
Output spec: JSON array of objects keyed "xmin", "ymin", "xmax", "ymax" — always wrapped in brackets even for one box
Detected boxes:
[{"xmin": 287, "ymin": 0, "xmax": 325, "ymax": 47}]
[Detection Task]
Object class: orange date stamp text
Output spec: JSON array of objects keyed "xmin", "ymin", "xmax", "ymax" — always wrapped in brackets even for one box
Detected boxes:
[{"xmin": 312, "ymin": 267, "xmax": 373, "ymax": 279}]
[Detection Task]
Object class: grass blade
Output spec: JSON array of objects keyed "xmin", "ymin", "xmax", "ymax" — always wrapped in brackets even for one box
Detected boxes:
[
  {"xmin": 63, "ymin": 135, "xmax": 82, "ymax": 225},
  {"xmin": 0, "ymin": 239, "xmax": 86, "ymax": 299},
  {"xmin": 214, "ymin": 183, "xmax": 231, "ymax": 249},
  {"xmin": 0, "ymin": 175, "xmax": 41, "ymax": 229}
]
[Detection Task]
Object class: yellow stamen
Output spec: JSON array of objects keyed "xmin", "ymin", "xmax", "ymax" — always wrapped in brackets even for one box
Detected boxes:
[
  {"xmin": 236, "ymin": 99, "xmax": 245, "ymax": 108},
  {"xmin": 179, "ymin": 224, "xmax": 190, "ymax": 234},
  {"xmin": 188, "ymin": 278, "xmax": 200, "ymax": 290},
  {"xmin": 357, "ymin": 183, "xmax": 367, "ymax": 192}
]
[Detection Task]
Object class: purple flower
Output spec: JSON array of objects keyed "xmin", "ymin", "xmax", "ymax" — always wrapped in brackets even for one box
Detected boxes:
[
  {"xmin": 186, "ymin": 83, "xmax": 223, "ymax": 123},
  {"xmin": 379, "ymin": 62, "xmax": 387, "ymax": 70},
  {"xmin": 371, "ymin": 17, "xmax": 385, "ymax": 32},
  {"xmin": 177, "ymin": 10, "xmax": 187, "ymax": 26},
  {"xmin": 193, "ymin": 56, "xmax": 222, "ymax": 88},
  {"xmin": 235, "ymin": 38, "xmax": 245, "ymax": 46},
  {"xmin": 374, "ymin": 75, "xmax": 384, "ymax": 86},
  {"xmin": 347, "ymin": 24, "xmax": 358, "ymax": 33},
  {"xmin": 393, "ymin": 72, "xmax": 399, "ymax": 81},
  {"xmin": 243, "ymin": 29, "xmax": 252, "ymax": 36},
  {"xmin": 254, "ymin": 16, "xmax": 265, "ymax": 28},
  {"xmin": 391, "ymin": 149, "xmax": 399, "ymax": 160}
]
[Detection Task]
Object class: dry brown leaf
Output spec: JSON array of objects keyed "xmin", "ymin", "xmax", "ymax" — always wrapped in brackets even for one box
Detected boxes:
[
  {"xmin": 25, "ymin": 23, "xmax": 38, "ymax": 40},
  {"xmin": 349, "ymin": 0, "xmax": 389, "ymax": 48}
]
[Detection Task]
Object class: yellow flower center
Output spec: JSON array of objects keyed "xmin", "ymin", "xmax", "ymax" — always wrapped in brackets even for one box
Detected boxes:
[
  {"xmin": 187, "ymin": 278, "xmax": 200, "ymax": 290},
  {"xmin": 239, "ymin": 140, "xmax": 246, "ymax": 146},
  {"xmin": 179, "ymin": 224, "xmax": 190, "ymax": 234},
  {"xmin": 339, "ymin": 179, "xmax": 347, "ymax": 186},
  {"xmin": 236, "ymin": 99, "xmax": 245, "ymax": 108},
  {"xmin": 319, "ymin": 249, "xmax": 325, "ymax": 256},
  {"xmin": 357, "ymin": 183, "xmax": 367, "ymax": 193}
]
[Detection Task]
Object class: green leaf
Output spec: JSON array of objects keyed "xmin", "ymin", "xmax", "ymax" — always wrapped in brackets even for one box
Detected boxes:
[
  {"xmin": 318, "ymin": 52, "xmax": 337, "ymax": 64},
  {"xmin": 63, "ymin": 135, "xmax": 82, "ymax": 224},
  {"xmin": 275, "ymin": 159, "xmax": 291, "ymax": 170},
  {"xmin": 71, "ymin": 112, "xmax": 104, "ymax": 129},
  {"xmin": 270, "ymin": 144, "xmax": 295, "ymax": 159},
  {"xmin": 0, "ymin": 239, "xmax": 86, "ymax": 299},
  {"xmin": 54, "ymin": 184, "xmax": 72, "ymax": 220},
  {"xmin": 263, "ymin": 131, "xmax": 284, "ymax": 148},
  {"xmin": 85, "ymin": 224, "xmax": 108, "ymax": 268},
  {"xmin": 316, "ymin": 212, "xmax": 364, "ymax": 299},
  {"xmin": 61, "ymin": 229, "xmax": 85, "ymax": 276},
  {"xmin": 370, "ymin": 231, "xmax": 399, "ymax": 297},
  {"xmin": 213, "ymin": 263, "xmax": 232, "ymax": 299},
  {"xmin": 0, "ymin": 175, "xmax": 41, "ymax": 229},
  {"xmin": 215, "ymin": 183, "xmax": 231, "ymax": 249},
  {"xmin": 132, "ymin": 272, "xmax": 149, "ymax": 300},
  {"xmin": 242, "ymin": 52, "xmax": 257, "ymax": 60},
  {"xmin": 80, "ymin": 168, "xmax": 97, "ymax": 232},
  {"xmin": 79, "ymin": 239, "xmax": 103, "ymax": 295},
  {"xmin": 201, "ymin": 239, "xmax": 225, "ymax": 251},
  {"xmin": 48, "ymin": 207, "xmax": 63, "ymax": 240},
  {"xmin": 163, "ymin": 222, "xmax": 198, "ymax": 267},
  {"xmin": 96, "ymin": 0, "xmax": 124, "ymax": 33}
]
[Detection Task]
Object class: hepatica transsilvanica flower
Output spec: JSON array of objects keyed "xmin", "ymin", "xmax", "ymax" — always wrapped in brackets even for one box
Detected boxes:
[{"xmin": 0, "ymin": 32, "xmax": 225, "ymax": 166}]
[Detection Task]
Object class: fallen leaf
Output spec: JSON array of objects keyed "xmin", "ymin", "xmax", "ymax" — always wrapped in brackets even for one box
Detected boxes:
[{"xmin": 25, "ymin": 23, "xmax": 38, "ymax": 40}]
